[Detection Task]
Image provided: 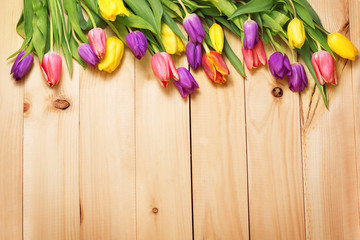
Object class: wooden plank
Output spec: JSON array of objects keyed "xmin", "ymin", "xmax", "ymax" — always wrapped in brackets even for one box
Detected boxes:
[
  {"xmin": 245, "ymin": 46, "xmax": 305, "ymax": 238},
  {"xmin": 349, "ymin": 0, "xmax": 360, "ymax": 222},
  {"xmin": 79, "ymin": 50, "xmax": 136, "ymax": 239},
  {"xmin": 301, "ymin": 0, "xmax": 360, "ymax": 239},
  {"xmin": 23, "ymin": 59, "xmax": 80, "ymax": 238},
  {"xmin": 0, "ymin": 0, "xmax": 23, "ymax": 239},
  {"xmin": 191, "ymin": 31, "xmax": 249, "ymax": 240},
  {"xmin": 135, "ymin": 52, "xmax": 192, "ymax": 239}
]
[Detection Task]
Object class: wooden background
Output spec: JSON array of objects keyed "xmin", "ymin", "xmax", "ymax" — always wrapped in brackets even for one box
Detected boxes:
[{"xmin": 1, "ymin": 0, "xmax": 360, "ymax": 239}]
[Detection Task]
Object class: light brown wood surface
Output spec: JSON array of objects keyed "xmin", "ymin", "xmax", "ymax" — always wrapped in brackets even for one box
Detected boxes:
[{"xmin": 1, "ymin": 1, "xmax": 360, "ymax": 240}]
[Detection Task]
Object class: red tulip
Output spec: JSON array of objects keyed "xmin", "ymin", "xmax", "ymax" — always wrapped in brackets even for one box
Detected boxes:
[
  {"xmin": 88, "ymin": 28, "xmax": 107, "ymax": 59},
  {"xmin": 202, "ymin": 51, "xmax": 230, "ymax": 84},
  {"xmin": 242, "ymin": 39, "xmax": 267, "ymax": 70},
  {"xmin": 40, "ymin": 52, "xmax": 62, "ymax": 87},
  {"xmin": 151, "ymin": 52, "xmax": 179, "ymax": 88},
  {"xmin": 312, "ymin": 50, "xmax": 337, "ymax": 85}
]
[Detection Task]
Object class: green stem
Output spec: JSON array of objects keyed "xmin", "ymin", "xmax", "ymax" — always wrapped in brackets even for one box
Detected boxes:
[
  {"xmin": 105, "ymin": 20, "xmax": 124, "ymax": 42},
  {"xmin": 288, "ymin": 0, "xmax": 297, "ymax": 18},
  {"xmin": 81, "ymin": 1, "xmax": 97, "ymax": 28},
  {"xmin": 152, "ymin": 43, "xmax": 160, "ymax": 53},
  {"xmin": 315, "ymin": 23, "xmax": 330, "ymax": 35},
  {"xmin": 279, "ymin": 33, "xmax": 296, "ymax": 63},
  {"xmin": 177, "ymin": 0, "xmax": 188, "ymax": 15},
  {"xmin": 50, "ymin": 14, "xmax": 54, "ymax": 52},
  {"xmin": 202, "ymin": 41, "xmax": 210, "ymax": 53},
  {"xmin": 315, "ymin": 40, "xmax": 322, "ymax": 51},
  {"xmin": 127, "ymin": 27, "xmax": 132, "ymax": 33},
  {"xmin": 72, "ymin": 29, "xmax": 82, "ymax": 45}
]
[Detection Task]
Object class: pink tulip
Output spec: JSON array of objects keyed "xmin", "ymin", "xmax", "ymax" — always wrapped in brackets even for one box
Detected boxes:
[
  {"xmin": 312, "ymin": 50, "xmax": 337, "ymax": 85},
  {"xmin": 88, "ymin": 28, "xmax": 106, "ymax": 59},
  {"xmin": 242, "ymin": 39, "xmax": 267, "ymax": 70},
  {"xmin": 40, "ymin": 52, "xmax": 62, "ymax": 87},
  {"xmin": 151, "ymin": 52, "xmax": 179, "ymax": 88}
]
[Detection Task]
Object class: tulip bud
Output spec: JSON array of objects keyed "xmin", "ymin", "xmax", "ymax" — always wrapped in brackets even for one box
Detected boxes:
[
  {"xmin": 202, "ymin": 51, "xmax": 230, "ymax": 84},
  {"xmin": 243, "ymin": 19, "xmax": 259, "ymax": 50},
  {"xmin": 151, "ymin": 52, "xmax": 179, "ymax": 88},
  {"xmin": 209, "ymin": 23, "xmax": 224, "ymax": 54},
  {"xmin": 161, "ymin": 23, "xmax": 185, "ymax": 55},
  {"xmin": 268, "ymin": 52, "xmax": 291, "ymax": 79},
  {"xmin": 288, "ymin": 63, "xmax": 308, "ymax": 92},
  {"xmin": 88, "ymin": 28, "xmax": 107, "ymax": 60},
  {"xmin": 312, "ymin": 50, "xmax": 337, "ymax": 85},
  {"xmin": 328, "ymin": 33, "xmax": 359, "ymax": 60},
  {"xmin": 98, "ymin": 0, "xmax": 130, "ymax": 21},
  {"xmin": 41, "ymin": 52, "xmax": 62, "ymax": 87},
  {"xmin": 186, "ymin": 42, "xmax": 202, "ymax": 70},
  {"xmin": 98, "ymin": 37, "xmax": 124, "ymax": 73},
  {"xmin": 242, "ymin": 40, "xmax": 267, "ymax": 70},
  {"xmin": 288, "ymin": 18, "xmax": 306, "ymax": 49},
  {"xmin": 125, "ymin": 31, "xmax": 148, "ymax": 60},
  {"xmin": 10, "ymin": 51, "xmax": 34, "ymax": 80},
  {"xmin": 173, "ymin": 67, "xmax": 199, "ymax": 98},
  {"xmin": 183, "ymin": 13, "xmax": 205, "ymax": 43},
  {"xmin": 78, "ymin": 44, "xmax": 99, "ymax": 68}
]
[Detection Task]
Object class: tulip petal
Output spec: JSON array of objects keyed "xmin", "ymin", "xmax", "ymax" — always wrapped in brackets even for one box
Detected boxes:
[
  {"xmin": 242, "ymin": 48, "xmax": 254, "ymax": 70},
  {"xmin": 255, "ymin": 40, "xmax": 267, "ymax": 66},
  {"xmin": 161, "ymin": 52, "xmax": 179, "ymax": 81},
  {"xmin": 208, "ymin": 52, "xmax": 229, "ymax": 75},
  {"xmin": 202, "ymin": 53, "xmax": 216, "ymax": 82}
]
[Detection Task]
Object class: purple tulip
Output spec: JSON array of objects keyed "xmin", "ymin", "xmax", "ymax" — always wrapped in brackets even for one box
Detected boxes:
[
  {"xmin": 186, "ymin": 42, "xmax": 202, "ymax": 70},
  {"xmin": 10, "ymin": 51, "xmax": 34, "ymax": 80},
  {"xmin": 183, "ymin": 14, "xmax": 205, "ymax": 43},
  {"xmin": 78, "ymin": 44, "xmax": 99, "ymax": 68},
  {"xmin": 288, "ymin": 63, "xmax": 308, "ymax": 92},
  {"xmin": 173, "ymin": 67, "xmax": 199, "ymax": 98},
  {"xmin": 244, "ymin": 19, "xmax": 259, "ymax": 50},
  {"xmin": 268, "ymin": 52, "xmax": 291, "ymax": 79},
  {"xmin": 125, "ymin": 31, "xmax": 148, "ymax": 60}
]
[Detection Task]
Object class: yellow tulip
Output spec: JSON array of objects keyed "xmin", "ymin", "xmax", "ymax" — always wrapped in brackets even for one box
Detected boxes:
[
  {"xmin": 161, "ymin": 23, "xmax": 185, "ymax": 55},
  {"xmin": 287, "ymin": 18, "xmax": 305, "ymax": 49},
  {"xmin": 209, "ymin": 23, "xmax": 224, "ymax": 54},
  {"xmin": 328, "ymin": 33, "xmax": 359, "ymax": 60},
  {"xmin": 98, "ymin": 37, "xmax": 124, "ymax": 73},
  {"xmin": 98, "ymin": 0, "xmax": 130, "ymax": 21}
]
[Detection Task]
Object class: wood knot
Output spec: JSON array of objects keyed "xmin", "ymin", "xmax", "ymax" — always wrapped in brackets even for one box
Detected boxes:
[
  {"xmin": 23, "ymin": 101, "xmax": 30, "ymax": 112},
  {"xmin": 272, "ymin": 87, "xmax": 283, "ymax": 98},
  {"xmin": 152, "ymin": 208, "xmax": 159, "ymax": 214},
  {"xmin": 53, "ymin": 99, "xmax": 70, "ymax": 110}
]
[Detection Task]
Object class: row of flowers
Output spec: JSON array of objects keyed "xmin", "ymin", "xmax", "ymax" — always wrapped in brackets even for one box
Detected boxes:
[{"xmin": 9, "ymin": 0, "xmax": 359, "ymax": 104}]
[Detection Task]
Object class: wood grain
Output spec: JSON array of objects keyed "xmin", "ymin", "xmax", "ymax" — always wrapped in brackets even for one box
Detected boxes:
[
  {"xmin": 135, "ymin": 52, "xmax": 192, "ymax": 240},
  {"xmin": 191, "ymin": 31, "xmax": 249, "ymax": 240},
  {"xmin": 245, "ymin": 47, "xmax": 305, "ymax": 239},
  {"xmin": 22, "ymin": 57, "xmax": 80, "ymax": 239},
  {"xmin": 0, "ymin": 0, "xmax": 23, "ymax": 239},
  {"xmin": 79, "ymin": 50, "xmax": 136, "ymax": 240},
  {"xmin": 302, "ymin": 0, "xmax": 360, "ymax": 239}
]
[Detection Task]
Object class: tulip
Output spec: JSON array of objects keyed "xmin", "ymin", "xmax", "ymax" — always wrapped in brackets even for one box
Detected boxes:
[
  {"xmin": 209, "ymin": 23, "xmax": 224, "ymax": 54},
  {"xmin": 242, "ymin": 40, "xmax": 267, "ymax": 70},
  {"xmin": 288, "ymin": 18, "xmax": 305, "ymax": 49},
  {"xmin": 125, "ymin": 31, "xmax": 148, "ymax": 60},
  {"xmin": 202, "ymin": 51, "xmax": 230, "ymax": 84},
  {"xmin": 328, "ymin": 33, "xmax": 359, "ymax": 60},
  {"xmin": 151, "ymin": 52, "xmax": 179, "ymax": 88},
  {"xmin": 161, "ymin": 23, "xmax": 185, "ymax": 55},
  {"xmin": 186, "ymin": 42, "xmax": 202, "ymax": 70},
  {"xmin": 98, "ymin": 37, "xmax": 124, "ymax": 73},
  {"xmin": 78, "ymin": 44, "xmax": 99, "ymax": 68},
  {"xmin": 312, "ymin": 50, "xmax": 337, "ymax": 85},
  {"xmin": 40, "ymin": 52, "xmax": 62, "ymax": 87},
  {"xmin": 268, "ymin": 52, "xmax": 291, "ymax": 79},
  {"xmin": 183, "ymin": 13, "xmax": 205, "ymax": 43},
  {"xmin": 10, "ymin": 51, "xmax": 33, "ymax": 80},
  {"xmin": 173, "ymin": 67, "xmax": 199, "ymax": 98},
  {"xmin": 88, "ymin": 28, "xmax": 107, "ymax": 60},
  {"xmin": 288, "ymin": 63, "xmax": 308, "ymax": 92},
  {"xmin": 98, "ymin": 0, "xmax": 130, "ymax": 21},
  {"xmin": 243, "ymin": 19, "xmax": 259, "ymax": 50}
]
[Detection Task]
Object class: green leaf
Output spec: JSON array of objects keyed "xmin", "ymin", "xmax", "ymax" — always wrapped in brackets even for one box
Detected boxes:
[
  {"xmin": 32, "ymin": 0, "xmax": 48, "ymax": 62},
  {"xmin": 77, "ymin": 3, "xmax": 106, "ymax": 30},
  {"xmin": 147, "ymin": 0, "xmax": 164, "ymax": 34},
  {"xmin": 58, "ymin": 0, "xmax": 73, "ymax": 75},
  {"xmin": 117, "ymin": 14, "xmax": 157, "ymax": 34},
  {"xmin": 160, "ymin": 0, "xmax": 183, "ymax": 18},
  {"xmin": 295, "ymin": 0, "xmax": 323, "ymax": 28},
  {"xmin": 69, "ymin": 35, "xmax": 86, "ymax": 68},
  {"xmin": 64, "ymin": 0, "xmax": 88, "ymax": 43},
  {"xmin": 24, "ymin": 0, "xmax": 34, "ymax": 39},
  {"xmin": 261, "ymin": 13, "xmax": 286, "ymax": 35},
  {"xmin": 297, "ymin": 41, "xmax": 329, "ymax": 109},
  {"xmin": 16, "ymin": 13, "xmax": 25, "ymax": 39},
  {"xmin": 229, "ymin": 0, "xmax": 273, "ymax": 20},
  {"xmin": 267, "ymin": 10, "xmax": 289, "ymax": 27},
  {"xmin": 293, "ymin": 1, "xmax": 315, "ymax": 29},
  {"xmin": 224, "ymin": 38, "xmax": 246, "ymax": 77},
  {"xmin": 162, "ymin": 11, "xmax": 187, "ymax": 41},
  {"xmin": 305, "ymin": 25, "xmax": 335, "ymax": 58}
]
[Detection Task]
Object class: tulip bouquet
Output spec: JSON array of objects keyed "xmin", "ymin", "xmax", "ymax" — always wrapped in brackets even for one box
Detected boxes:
[{"xmin": 9, "ymin": 0, "xmax": 358, "ymax": 107}]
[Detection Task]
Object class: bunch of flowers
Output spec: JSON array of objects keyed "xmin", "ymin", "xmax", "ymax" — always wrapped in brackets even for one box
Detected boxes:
[{"xmin": 9, "ymin": 0, "xmax": 358, "ymax": 108}]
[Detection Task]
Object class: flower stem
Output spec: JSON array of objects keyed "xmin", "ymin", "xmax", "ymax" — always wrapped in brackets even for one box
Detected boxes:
[
  {"xmin": 177, "ymin": 0, "xmax": 188, "ymax": 15},
  {"xmin": 288, "ymin": 0, "xmax": 297, "ymax": 18},
  {"xmin": 152, "ymin": 43, "xmax": 160, "ymax": 53},
  {"xmin": 202, "ymin": 41, "xmax": 211, "ymax": 53},
  {"xmin": 81, "ymin": 1, "xmax": 97, "ymax": 28},
  {"xmin": 72, "ymin": 29, "xmax": 82, "ymax": 45},
  {"xmin": 127, "ymin": 27, "xmax": 132, "ymax": 33},
  {"xmin": 279, "ymin": 33, "xmax": 296, "ymax": 63},
  {"xmin": 315, "ymin": 40, "xmax": 322, "ymax": 51},
  {"xmin": 50, "ymin": 14, "xmax": 54, "ymax": 52}
]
